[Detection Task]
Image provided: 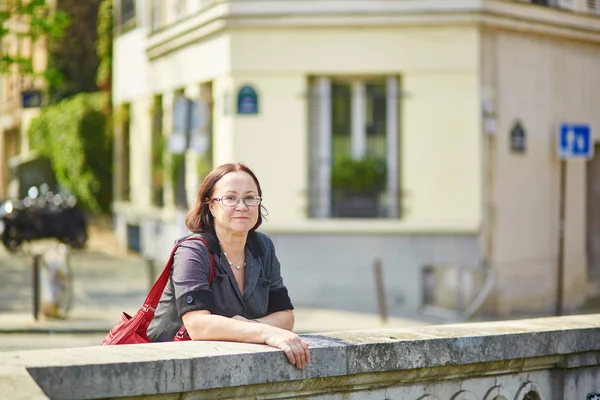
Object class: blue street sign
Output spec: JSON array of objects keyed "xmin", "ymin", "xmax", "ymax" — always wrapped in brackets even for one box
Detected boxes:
[
  {"xmin": 237, "ymin": 85, "xmax": 259, "ymax": 115},
  {"xmin": 557, "ymin": 123, "xmax": 593, "ymax": 159}
]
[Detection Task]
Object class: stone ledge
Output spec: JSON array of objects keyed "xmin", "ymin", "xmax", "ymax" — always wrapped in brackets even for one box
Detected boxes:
[
  {"xmin": 1, "ymin": 314, "xmax": 599, "ymax": 400},
  {"xmin": 0, "ymin": 366, "xmax": 48, "ymax": 400}
]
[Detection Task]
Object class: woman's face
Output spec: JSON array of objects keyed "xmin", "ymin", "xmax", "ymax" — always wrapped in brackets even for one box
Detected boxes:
[{"xmin": 209, "ymin": 171, "xmax": 260, "ymax": 234}]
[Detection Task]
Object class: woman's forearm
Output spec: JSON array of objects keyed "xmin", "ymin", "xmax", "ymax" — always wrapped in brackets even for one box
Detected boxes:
[
  {"xmin": 255, "ymin": 310, "xmax": 294, "ymax": 331},
  {"xmin": 183, "ymin": 311, "xmax": 268, "ymax": 343},
  {"xmin": 184, "ymin": 310, "xmax": 310, "ymax": 369}
]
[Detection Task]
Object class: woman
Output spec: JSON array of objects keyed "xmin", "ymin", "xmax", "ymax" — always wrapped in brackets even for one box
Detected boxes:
[{"xmin": 147, "ymin": 163, "xmax": 310, "ymax": 369}]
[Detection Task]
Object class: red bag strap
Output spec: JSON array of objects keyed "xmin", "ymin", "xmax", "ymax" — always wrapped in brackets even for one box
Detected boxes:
[{"xmin": 143, "ymin": 236, "xmax": 214, "ymax": 313}]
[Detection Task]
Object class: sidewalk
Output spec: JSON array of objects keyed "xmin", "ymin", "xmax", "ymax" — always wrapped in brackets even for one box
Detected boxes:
[
  {"xmin": 0, "ymin": 226, "xmax": 436, "ymax": 340},
  {"xmin": 0, "ymin": 306, "xmax": 435, "ymax": 352},
  {"xmin": 0, "ymin": 306, "xmax": 432, "ymax": 336}
]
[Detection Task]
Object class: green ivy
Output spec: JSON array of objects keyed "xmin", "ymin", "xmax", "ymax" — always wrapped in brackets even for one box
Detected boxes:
[
  {"xmin": 96, "ymin": 0, "xmax": 112, "ymax": 89},
  {"xmin": 28, "ymin": 92, "xmax": 113, "ymax": 213}
]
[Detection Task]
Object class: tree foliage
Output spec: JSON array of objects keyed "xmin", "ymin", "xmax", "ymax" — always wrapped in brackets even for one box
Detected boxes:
[
  {"xmin": 27, "ymin": 0, "xmax": 115, "ymax": 214},
  {"xmin": 46, "ymin": 0, "xmax": 102, "ymax": 102},
  {"xmin": 0, "ymin": 0, "xmax": 70, "ymax": 78},
  {"xmin": 28, "ymin": 92, "xmax": 113, "ymax": 213},
  {"xmin": 26, "ymin": 0, "xmax": 115, "ymax": 214}
]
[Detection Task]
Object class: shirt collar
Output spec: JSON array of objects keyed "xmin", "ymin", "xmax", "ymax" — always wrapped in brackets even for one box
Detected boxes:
[{"xmin": 194, "ymin": 229, "xmax": 263, "ymax": 259}]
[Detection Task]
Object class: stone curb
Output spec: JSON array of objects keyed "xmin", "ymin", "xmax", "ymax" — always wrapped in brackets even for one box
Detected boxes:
[{"xmin": 0, "ymin": 327, "xmax": 111, "ymax": 335}]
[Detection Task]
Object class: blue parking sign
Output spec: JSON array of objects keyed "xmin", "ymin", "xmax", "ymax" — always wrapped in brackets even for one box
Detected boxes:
[{"xmin": 557, "ymin": 123, "xmax": 593, "ymax": 159}]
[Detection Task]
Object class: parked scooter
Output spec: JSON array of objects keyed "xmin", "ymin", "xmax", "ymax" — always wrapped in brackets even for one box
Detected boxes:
[{"xmin": 0, "ymin": 184, "xmax": 88, "ymax": 252}]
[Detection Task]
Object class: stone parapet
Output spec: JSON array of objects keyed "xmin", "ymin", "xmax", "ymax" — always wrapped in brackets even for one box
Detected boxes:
[{"xmin": 2, "ymin": 315, "xmax": 600, "ymax": 399}]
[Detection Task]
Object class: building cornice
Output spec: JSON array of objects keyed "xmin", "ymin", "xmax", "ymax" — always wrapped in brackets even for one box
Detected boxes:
[
  {"xmin": 482, "ymin": 0, "xmax": 600, "ymax": 41},
  {"xmin": 145, "ymin": 0, "xmax": 600, "ymax": 60}
]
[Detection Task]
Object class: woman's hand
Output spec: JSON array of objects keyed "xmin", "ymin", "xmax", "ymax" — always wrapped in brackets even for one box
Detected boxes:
[
  {"xmin": 260, "ymin": 327, "xmax": 311, "ymax": 369},
  {"xmin": 228, "ymin": 315, "xmax": 310, "ymax": 368}
]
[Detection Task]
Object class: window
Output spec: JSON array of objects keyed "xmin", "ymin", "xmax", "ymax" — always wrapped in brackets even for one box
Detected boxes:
[
  {"xmin": 150, "ymin": 0, "xmax": 190, "ymax": 32},
  {"xmin": 308, "ymin": 76, "xmax": 400, "ymax": 219},
  {"xmin": 151, "ymin": 95, "xmax": 164, "ymax": 207},
  {"xmin": 169, "ymin": 85, "xmax": 213, "ymax": 208},
  {"xmin": 174, "ymin": 0, "xmax": 186, "ymax": 18},
  {"xmin": 150, "ymin": 0, "xmax": 164, "ymax": 32},
  {"xmin": 528, "ymin": 0, "xmax": 566, "ymax": 6},
  {"xmin": 118, "ymin": 0, "xmax": 136, "ymax": 30},
  {"xmin": 172, "ymin": 89, "xmax": 186, "ymax": 209}
]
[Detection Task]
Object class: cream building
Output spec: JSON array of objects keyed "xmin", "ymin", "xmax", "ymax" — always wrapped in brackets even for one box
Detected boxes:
[
  {"xmin": 112, "ymin": 0, "xmax": 600, "ymax": 318},
  {"xmin": 0, "ymin": 2, "xmax": 50, "ymax": 198}
]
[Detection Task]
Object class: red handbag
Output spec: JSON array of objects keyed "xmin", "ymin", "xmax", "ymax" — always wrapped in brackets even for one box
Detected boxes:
[{"xmin": 101, "ymin": 237, "xmax": 214, "ymax": 345}]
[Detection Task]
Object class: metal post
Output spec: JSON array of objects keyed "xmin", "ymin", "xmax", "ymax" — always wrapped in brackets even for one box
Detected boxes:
[
  {"xmin": 373, "ymin": 257, "xmax": 388, "ymax": 323},
  {"xmin": 556, "ymin": 158, "xmax": 567, "ymax": 316},
  {"xmin": 456, "ymin": 267, "xmax": 464, "ymax": 313},
  {"xmin": 32, "ymin": 253, "xmax": 41, "ymax": 320}
]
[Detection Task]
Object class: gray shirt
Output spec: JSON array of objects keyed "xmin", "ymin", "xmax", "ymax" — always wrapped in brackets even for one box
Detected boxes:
[{"xmin": 147, "ymin": 230, "xmax": 293, "ymax": 342}]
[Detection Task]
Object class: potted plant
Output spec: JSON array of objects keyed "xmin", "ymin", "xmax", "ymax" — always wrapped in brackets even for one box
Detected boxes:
[{"xmin": 330, "ymin": 156, "xmax": 387, "ymax": 218}]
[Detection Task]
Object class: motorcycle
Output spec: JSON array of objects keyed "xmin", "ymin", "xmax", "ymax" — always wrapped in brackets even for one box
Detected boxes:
[{"xmin": 0, "ymin": 185, "xmax": 88, "ymax": 252}]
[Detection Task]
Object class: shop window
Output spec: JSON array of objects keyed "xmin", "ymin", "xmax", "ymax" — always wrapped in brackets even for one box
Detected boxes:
[{"xmin": 151, "ymin": 95, "xmax": 164, "ymax": 207}]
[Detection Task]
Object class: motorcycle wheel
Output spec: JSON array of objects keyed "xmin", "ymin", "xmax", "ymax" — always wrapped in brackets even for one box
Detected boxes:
[
  {"xmin": 69, "ymin": 229, "xmax": 87, "ymax": 249},
  {"xmin": 3, "ymin": 228, "xmax": 22, "ymax": 253},
  {"xmin": 4, "ymin": 237, "xmax": 22, "ymax": 253}
]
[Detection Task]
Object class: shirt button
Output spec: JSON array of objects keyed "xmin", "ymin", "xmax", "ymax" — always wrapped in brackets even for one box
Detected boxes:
[{"xmin": 186, "ymin": 295, "xmax": 193, "ymax": 304}]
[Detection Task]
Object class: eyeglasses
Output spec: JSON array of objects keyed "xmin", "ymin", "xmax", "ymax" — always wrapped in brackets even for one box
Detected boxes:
[{"xmin": 213, "ymin": 195, "xmax": 262, "ymax": 207}]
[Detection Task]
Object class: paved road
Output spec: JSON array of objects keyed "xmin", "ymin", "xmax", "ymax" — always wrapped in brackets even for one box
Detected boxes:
[
  {"xmin": 0, "ymin": 239, "xmax": 434, "ymax": 352},
  {"xmin": 0, "ymin": 241, "xmax": 149, "ymax": 315},
  {"xmin": 0, "ymin": 333, "xmax": 106, "ymax": 352},
  {"xmin": 0, "ymin": 239, "xmax": 153, "ymax": 351}
]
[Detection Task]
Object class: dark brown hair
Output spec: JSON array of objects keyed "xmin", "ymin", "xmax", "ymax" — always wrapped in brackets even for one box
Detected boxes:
[{"xmin": 185, "ymin": 163, "xmax": 266, "ymax": 232}]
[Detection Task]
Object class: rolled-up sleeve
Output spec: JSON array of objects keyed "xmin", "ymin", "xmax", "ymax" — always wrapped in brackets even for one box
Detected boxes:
[
  {"xmin": 265, "ymin": 237, "xmax": 294, "ymax": 314},
  {"xmin": 172, "ymin": 240, "xmax": 215, "ymax": 318}
]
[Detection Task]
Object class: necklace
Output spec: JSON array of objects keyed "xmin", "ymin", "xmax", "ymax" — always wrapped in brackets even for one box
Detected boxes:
[{"xmin": 222, "ymin": 251, "xmax": 245, "ymax": 270}]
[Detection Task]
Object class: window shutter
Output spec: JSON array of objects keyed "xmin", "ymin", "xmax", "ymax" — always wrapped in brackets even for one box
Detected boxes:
[
  {"xmin": 308, "ymin": 78, "xmax": 332, "ymax": 218},
  {"xmin": 386, "ymin": 76, "xmax": 400, "ymax": 218}
]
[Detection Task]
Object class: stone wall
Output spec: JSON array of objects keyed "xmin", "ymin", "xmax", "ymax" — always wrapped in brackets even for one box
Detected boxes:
[{"xmin": 2, "ymin": 315, "xmax": 600, "ymax": 399}]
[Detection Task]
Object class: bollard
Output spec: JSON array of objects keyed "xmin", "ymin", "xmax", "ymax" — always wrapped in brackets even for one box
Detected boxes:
[
  {"xmin": 421, "ymin": 265, "xmax": 435, "ymax": 308},
  {"xmin": 32, "ymin": 253, "xmax": 42, "ymax": 320},
  {"xmin": 144, "ymin": 252, "xmax": 156, "ymax": 291},
  {"xmin": 373, "ymin": 257, "xmax": 388, "ymax": 324},
  {"xmin": 57, "ymin": 243, "xmax": 74, "ymax": 314},
  {"xmin": 456, "ymin": 267, "xmax": 464, "ymax": 313}
]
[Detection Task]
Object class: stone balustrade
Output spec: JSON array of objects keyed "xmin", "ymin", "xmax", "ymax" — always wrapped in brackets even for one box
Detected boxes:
[{"xmin": 2, "ymin": 314, "xmax": 600, "ymax": 399}]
